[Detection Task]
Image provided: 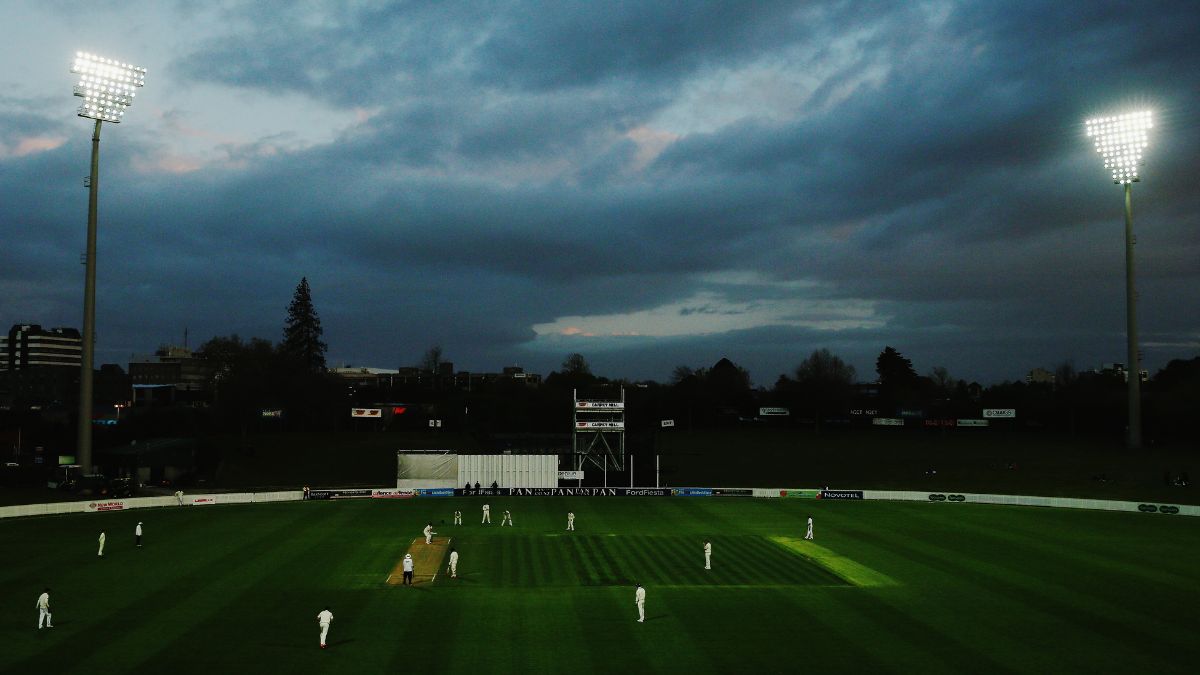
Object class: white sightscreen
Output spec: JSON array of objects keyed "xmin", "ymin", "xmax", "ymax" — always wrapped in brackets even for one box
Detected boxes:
[
  {"xmin": 457, "ymin": 454, "xmax": 558, "ymax": 489},
  {"xmin": 396, "ymin": 452, "xmax": 460, "ymax": 488}
]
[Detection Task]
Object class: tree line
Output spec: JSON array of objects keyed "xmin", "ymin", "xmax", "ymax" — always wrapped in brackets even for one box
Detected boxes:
[{"xmin": 172, "ymin": 278, "xmax": 1200, "ymax": 444}]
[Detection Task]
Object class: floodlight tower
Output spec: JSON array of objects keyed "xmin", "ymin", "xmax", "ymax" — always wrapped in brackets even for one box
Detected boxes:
[
  {"xmin": 1085, "ymin": 110, "xmax": 1152, "ymax": 449},
  {"xmin": 71, "ymin": 52, "xmax": 147, "ymax": 472}
]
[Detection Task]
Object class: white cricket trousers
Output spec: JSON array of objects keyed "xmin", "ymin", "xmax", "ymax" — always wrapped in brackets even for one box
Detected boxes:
[
  {"xmin": 637, "ymin": 601, "xmax": 645, "ymax": 622},
  {"xmin": 320, "ymin": 622, "xmax": 330, "ymax": 646},
  {"xmin": 426, "ymin": 533, "xmax": 432, "ymax": 544},
  {"xmin": 482, "ymin": 511, "xmax": 490, "ymax": 523},
  {"xmin": 454, "ymin": 514, "xmax": 462, "ymax": 525},
  {"xmin": 805, "ymin": 525, "xmax": 813, "ymax": 540},
  {"xmin": 450, "ymin": 561, "xmax": 457, "ymax": 577},
  {"xmin": 705, "ymin": 552, "xmax": 711, "ymax": 569},
  {"xmin": 567, "ymin": 520, "xmax": 574, "ymax": 531},
  {"xmin": 39, "ymin": 609, "xmax": 52, "ymax": 628}
]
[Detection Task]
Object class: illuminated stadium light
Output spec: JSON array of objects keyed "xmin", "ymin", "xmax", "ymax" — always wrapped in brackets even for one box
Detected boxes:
[
  {"xmin": 69, "ymin": 51, "xmax": 148, "ymax": 473},
  {"xmin": 70, "ymin": 52, "xmax": 147, "ymax": 123},
  {"xmin": 1082, "ymin": 108, "xmax": 1154, "ymax": 449},
  {"xmin": 1085, "ymin": 111, "xmax": 1152, "ymax": 184}
]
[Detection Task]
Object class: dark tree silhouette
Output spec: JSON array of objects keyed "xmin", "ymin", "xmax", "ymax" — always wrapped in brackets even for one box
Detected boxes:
[
  {"xmin": 280, "ymin": 277, "xmax": 327, "ymax": 373},
  {"xmin": 561, "ymin": 353, "xmax": 592, "ymax": 376}
]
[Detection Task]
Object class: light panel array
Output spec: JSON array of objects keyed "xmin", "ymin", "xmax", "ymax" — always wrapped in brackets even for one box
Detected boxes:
[
  {"xmin": 1085, "ymin": 111, "xmax": 1152, "ymax": 184},
  {"xmin": 71, "ymin": 52, "xmax": 146, "ymax": 123}
]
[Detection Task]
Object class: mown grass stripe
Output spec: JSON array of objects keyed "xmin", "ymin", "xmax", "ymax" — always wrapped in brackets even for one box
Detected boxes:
[
  {"xmin": 567, "ymin": 534, "xmax": 601, "ymax": 585},
  {"xmin": 770, "ymin": 537, "xmax": 897, "ymax": 587}
]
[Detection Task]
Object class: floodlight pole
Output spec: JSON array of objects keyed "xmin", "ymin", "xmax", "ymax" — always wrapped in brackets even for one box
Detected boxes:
[
  {"xmin": 1123, "ymin": 182, "xmax": 1142, "ymax": 449},
  {"xmin": 76, "ymin": 118, "xmax": 102, "ymax": 472}
]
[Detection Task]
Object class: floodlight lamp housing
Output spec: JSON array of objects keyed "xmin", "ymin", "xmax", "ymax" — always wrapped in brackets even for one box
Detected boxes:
[
  {"xmin": 1085, "ymin": 111, "xmax": 1152, "ymax": 184},
  {"xmin": 71, "ymin": 52, "xmax": 146, "ymax": 123}
]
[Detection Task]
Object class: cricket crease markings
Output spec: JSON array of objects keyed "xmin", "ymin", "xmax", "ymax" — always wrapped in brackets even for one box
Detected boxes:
[
  {"xmin": 386, "ymin": 536, "xmax": 452, "ymax": 586},
  {"xmin": 769, "ymin": 536, "xmax": 898, "ymax": 587}
]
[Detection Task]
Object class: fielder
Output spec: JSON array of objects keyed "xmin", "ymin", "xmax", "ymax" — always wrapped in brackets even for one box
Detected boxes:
[
  {"xmin": 704, "ymin": 540, "xmax": 712, "ymax": 569},
  {"xmin": 175, "ymin": 490, "xmax": 184, "ymax": 506},
  {"xmin": 98, "ymin": 530, "xmax": 106, "ymax": 557},
  {"xmin": 317, "ymin": 606, "xmax": 333, "ymax": 649},
  {"xmin": 453, "ymin": 510, "xmax": 462, "ymax": 525},
  {"xmin": 448, "ymin": 548, "xmax": 459, "ymax": 578},
  {"xmin": 634, "ymin": 583, "xmax": 646, "ymax": 623},
  {"xmin": 37, "ymin": 588, "xmax": 52, "ymax": 629},
  {"xmin": 424, "ymin": 522, "xmax": 436, "ymax": 544},
  {"xmin": 567, "ymin": 511, "xmax": 575, "ymax": 531},
  {"xmin": 481, "ymin": 503, "xmax": 491, "ymax": 524},
  {"xmin": 402, "ymin": 553, "xmax": 414, "ymax": 585},
  {"xmin": 501, "ymin": 510, "xmax": 513, "ymax": 526},
  {"xmin": 805, "ymin": 516, "xmax": 814, "ymax": 540},
  {"xmin": 135, "ymin": 522, "xmax": 143, "ymax": 547}
]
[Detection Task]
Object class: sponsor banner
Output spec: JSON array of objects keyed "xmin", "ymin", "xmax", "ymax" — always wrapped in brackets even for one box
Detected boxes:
[
  {"xmin": 86, "ymin": 500, "xmax": 125, "ymax": 512},
  {"xmin": 351, "ymin": 408, "xmax": 382, "ymax": 418},
  {"xmin": 500, "ymin": 488, "xmax": 670, "ymax": 497},
  {"xmin": 818, "ymin": 490, "xmax": 864, "ymax": 500},
  {"xmin": 983, "ymin": 408, "xmax": 1016, "ymax": 419},
  {"xmin": 673, "ymin": 488, "xmax": 714, "ymax": 497},
  {"xmin": 661, "ymin": 419, "xmax": 675, "ymax": 428},
  {"xmin": 871, "ymin": 418, "xmax": 905, "ymax": 426},
  {"xmin": 575, "ymin": 421, "xmax": 625, "ymax": 430},
  {"xmin": 371, "ymin": 489, "xmax": 415, "ymax": 499},
  {"xmin": 957, "ymin": 419, "xmax": 989, "ymax": 427},
  {"xmin": 1139, "ymin": 504, "xmax": 1180, "ymax": 514},
  {"xmin": 712, "ymin": 488, "xmax": 753, "ymax": 497},
  {"xmin": 308, "ymin": 489, "xmax": 374, "ymax": 500},
  {"xmin": 558, "ymin": 470, "xmax": 584, "ymax": 480},
  {"xmin": 576, "ymin": 400, "xmax": 624, "ymax": 411},
  {"xmin": 923, "ymin": 419, "xmax": 956, "ymax": 428},
  {"xmin": 417, "ymin": 488, "xmax": 455, "ymax": 497},
  {"xmin": 190, "ymin": 497, "xmax": 217, "ymax": 506},
  {"xmin": 457, "ymin": 488, "xmax": 504, "ymax": 497},
  {"xmin": 758, "ymin": 407, "xmax": 790, "ymax": 416},
  {"xmin": 782, "ymin": 489, "xmax": 822, "ymax": 499},
  {"xmin": 898, "ymin": 409, "xmax": 924, "ymax": 418},
  {"xmin": 261, "ymin": 409, "xmax": 282, "ymax": 418}
]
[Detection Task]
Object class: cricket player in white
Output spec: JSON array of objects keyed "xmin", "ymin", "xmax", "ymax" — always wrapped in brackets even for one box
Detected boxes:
[
  {"xmin": 805, "ymin": 516, "xmax": 814, "ymax": 540},
  {"xmin": 501, "ymin": 510, "xmax": 513, "ymax": 526},
  {"xmin": 98, "ymin": 530, "xmax": 106, "ymax": 556},
  {"xmin": 634, "ymin": 584, "xmax": 646, "ymax": 623},
  {"xmin": 704, "ymin": 540, "xmax": 712, "ymax": 569},
  {"xmin": 423, "ymin": 523, "xmax": 435, "ymax": 544},
  {"xmin": 317, "ymin": 606, "xmax": 333, "ymax": 648},
  {"xmin": 567, "ymin": 512, "xmax": 575, "ymax": 531},
  {"xmin": 135, "ymin": 522, "xmax": 143, "ymax": 547},
  {"xmin": 37, "ymin": 588, "xmax": 52, "ymax": 629},
  {"xmin": 448, "ymin": 548, "xmax": 459, "ymax": 578},
  {"xmin": 454, "ymin": 510, "xmax": 462, "ymax": 525},
  {"xmin": 482, "ymin": 504, "xmax": 491, "ymax": 524},
  {"xmin": 175, "ymin": 490, "xmax": 184, "ymax": 505}
]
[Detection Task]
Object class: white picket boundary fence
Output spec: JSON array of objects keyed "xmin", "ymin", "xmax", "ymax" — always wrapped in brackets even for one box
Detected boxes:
[{"xmin": 1, "ymin": 486, "xmax": 1195, "ymax": 519}]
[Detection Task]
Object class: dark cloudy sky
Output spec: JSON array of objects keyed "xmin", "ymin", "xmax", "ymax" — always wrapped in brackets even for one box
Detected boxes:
[{"xmin": 2, "ymin": 1, "xmax": 1198, "ymax": 386}]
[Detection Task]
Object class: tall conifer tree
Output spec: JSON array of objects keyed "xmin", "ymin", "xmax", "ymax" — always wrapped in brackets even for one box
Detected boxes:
[{"xmin": 281, "ymin": 277, "xmax": 327, "ymax": 372}]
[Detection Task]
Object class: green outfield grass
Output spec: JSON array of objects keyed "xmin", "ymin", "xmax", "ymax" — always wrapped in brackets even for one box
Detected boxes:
[{"xmin": 2, "ymin": 497, "xmax": 1197, "ymax": 674}]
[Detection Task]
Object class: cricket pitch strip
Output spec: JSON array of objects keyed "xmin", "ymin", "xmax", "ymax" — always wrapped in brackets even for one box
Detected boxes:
[{"xmin": 387, "ymin": 537, "xmax": 452, "ymax": 586}]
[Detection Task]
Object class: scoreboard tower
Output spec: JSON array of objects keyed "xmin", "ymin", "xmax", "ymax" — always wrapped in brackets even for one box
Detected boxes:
[{"xmin": 572, "ymin": 388, "xmax": 625, "ymax": 473}]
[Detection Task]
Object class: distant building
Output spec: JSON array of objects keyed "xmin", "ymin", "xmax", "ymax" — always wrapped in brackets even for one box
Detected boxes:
[
  {"xmin": 129, "ymin": 346, "xmax": 214, "ymax": 406},
  {"xmin": 1095, "ymin": 362, "xmax": 1149, "ymax": 383},
  {"xmin": 1, "ymin": 324, "xmax": 81, "ymax": 371},
  {"xmin": 1025, "ymin": 368, "xmax": 1054, "ymax": 385},
  {"xmin": 0, "ymin": 324, "xmax": 84, "ymax": 407}
]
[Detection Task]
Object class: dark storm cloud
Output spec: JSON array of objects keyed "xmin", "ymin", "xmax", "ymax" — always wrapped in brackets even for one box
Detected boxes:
[{"xmin": 4, "ymin": 1, "xmax": 1198, "ymax": 383}]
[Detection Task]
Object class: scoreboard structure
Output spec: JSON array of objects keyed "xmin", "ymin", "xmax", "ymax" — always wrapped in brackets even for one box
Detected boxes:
[{"xmin": 572, "ymin": 388, "xmax": 625, "ymax": 474}]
